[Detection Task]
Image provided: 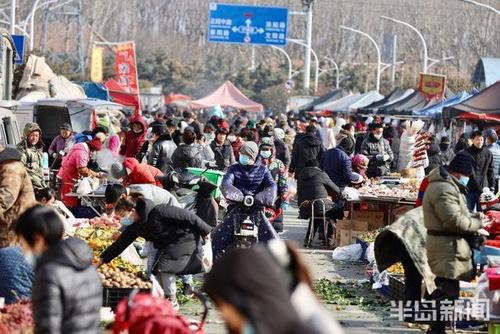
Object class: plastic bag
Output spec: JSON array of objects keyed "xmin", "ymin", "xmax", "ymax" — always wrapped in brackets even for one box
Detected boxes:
[
  {"xmin": 365, "ymin": 242, "xmax": 375, "ymax": 264},
  {"xmin": 331, "ymin": 243, "xmax": 362, "ymax": 261},
  {"xmin": 76, "ymin": 177, "xmax": 92, "ymax": 195},
  {"xmin": 119, "ymin": 244, "xmax": 143, "ymax": 266},
  {"xmin": 287, "ymin": 178, "xmax": 297, "ymax": 196},
  {"xmin": 200, "ymin": 239, "xmax": 213, "ymax": 273},
  {"xmin": 150, "ymin": 275, "xmax": 165, "ymax": 298}
]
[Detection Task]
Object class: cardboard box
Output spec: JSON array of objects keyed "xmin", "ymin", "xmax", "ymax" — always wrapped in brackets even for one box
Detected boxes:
[
  {"xmin": 335, "ymin": 219, "xmax": 369, "ymax": 246},
  {"xmin": 337, "ymin": 229, "xmax": 368, "ymax": 247},
  {"xmin": 353, "ymin": 210, "xmax": 385, "ymax": 228}
]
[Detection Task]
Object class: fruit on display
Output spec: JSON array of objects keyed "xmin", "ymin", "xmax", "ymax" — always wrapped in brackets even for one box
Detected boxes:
[
  {"xmin": 387, "ymin": 262, "xmax": 404, "ymax": 274},
  {"xmin": 357, "ymin": 229, "xmax": 383, "ymax": 243},
  {"xmin": 88, "ymin": 214, "xmax": 121, "ymax": 229},
  {"xmin": 99, "ymin": 263, "xmax": 152, "ymax": 289},
  {"xmin": 0, "ymin": 300, "xmax": 33, "ymax": 334}
]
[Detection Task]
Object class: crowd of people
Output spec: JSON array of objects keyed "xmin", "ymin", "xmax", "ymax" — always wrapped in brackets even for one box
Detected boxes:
[{"xmin": 0, "ymin": 103, "xmax": 499, "ymax": 333}]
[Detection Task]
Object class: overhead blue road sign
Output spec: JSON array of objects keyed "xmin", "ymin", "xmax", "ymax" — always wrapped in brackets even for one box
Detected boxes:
[
  {"xmin": 11, "ymin": 35, "xmax": 25, "ymax": 65},
  {"xmin": 208, "ymin": 3, "xmax": 288, "ymax": 46}
]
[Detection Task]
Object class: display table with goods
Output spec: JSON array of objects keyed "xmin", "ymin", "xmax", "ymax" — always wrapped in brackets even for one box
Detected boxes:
[
  {"xmin": 0, "ymin": 300, "xmax": 33, "ymax": 334},
  {"xmin": 74, "ymin": 224, "xmax": 152, "ymax": 310},
  {"xmin": 341, "ymin": 177, "xmax": 418, "ymax": 247}
]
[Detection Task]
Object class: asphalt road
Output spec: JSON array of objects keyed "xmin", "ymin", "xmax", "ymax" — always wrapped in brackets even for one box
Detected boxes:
[{"xmin": 180, "ymin": 206, "xmax": 425, "ymax": 334}]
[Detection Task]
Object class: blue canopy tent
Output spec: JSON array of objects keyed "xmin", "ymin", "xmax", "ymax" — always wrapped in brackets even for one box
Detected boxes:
[
  {"xmin": 81, "ymin": 82, "xmax": 111, "ymax": 101},
  {"xmin": 412, "ymin": 92, "xmax": 471, "ymax": 118}
]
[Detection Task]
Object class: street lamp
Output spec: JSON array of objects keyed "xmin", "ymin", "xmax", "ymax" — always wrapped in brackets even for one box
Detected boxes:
[
  {"xmin": 381, "ymin": 16, "xmax": 429, "ymax": 73},
  {"xmin": 340, "ymin": 25, "xmax": 382, "ymax": 92},
  {"xmin": 270, "ymin": 45, "xmax": 294, "ymax": 81},
  {"xmin": 460, "ymin": 0, "xmax": 500, "ymax": 15},
  {"xmin": 321, "ymin": 56, "xmax": 340, "ymax": 89},
  {"xmin": 22, "ymin": 0, "xmax": 62, "ymax": 51},
  {"xmin": 301, "ymin": 0, "xmax": 314, "ymax": 92},
  {"xmin": 288, "ymin": 38, "xmax": 319, "ymax": 93}
]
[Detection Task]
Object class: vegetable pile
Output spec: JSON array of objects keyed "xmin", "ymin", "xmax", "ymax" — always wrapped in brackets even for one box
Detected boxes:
[{"xmin": 99, "ymin": 263, "xmax": 152, "ymax": 289}]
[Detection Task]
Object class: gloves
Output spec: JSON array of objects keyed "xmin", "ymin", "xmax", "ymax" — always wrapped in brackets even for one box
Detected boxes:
[{"xmin": 280, "ymin": 202, "xmax": 289, "ymax": 211}]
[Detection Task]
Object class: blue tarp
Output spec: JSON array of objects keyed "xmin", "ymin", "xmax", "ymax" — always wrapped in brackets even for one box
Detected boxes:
[
  {"xmin": 82, "ymin": 82, "xmax": 110, "ymax": 101},
  {"xmin": 412, "ymin": 92, "xmax": 471, "ymax": 118}
]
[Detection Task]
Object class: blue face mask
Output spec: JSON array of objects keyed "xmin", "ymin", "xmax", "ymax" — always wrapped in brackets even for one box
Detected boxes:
[
  {"xmin": 121, "ymin": 217, "xmax": 133, "ymax": 226},
  {"xmin": 242, "ymin": 323, "xmax": 255, "ymax": 334},
  {"xmin": 260, "ymin": 150, "xmax": 272, "ymax": 159},
  {"xmin": 239, "ymin": 155, "xmax": 251, "ymax": 166},
  {"xmin": 459, "ymin": 175, "xmax": 470, "ymax": 187}
]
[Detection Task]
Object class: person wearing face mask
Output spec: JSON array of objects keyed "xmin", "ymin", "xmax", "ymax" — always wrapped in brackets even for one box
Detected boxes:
[
  {"xmin": 15, "ymin": 205, "xmax": 102, "ymax": 333},
  {"xmin": 465, "ymin": 130, "xmax": 494, "ymax": 211},
  {"xmin": 16, "ymin": 123, "xmax": 46, "ymax": 190},
  {"xmin": 210, "ymin": 127, "xmax": 235, "ymax": 171},
  {"xmin": 258, "ymin": 137, "xmax": 289, "ymax": 233},
  {"xmin": 423, "ymin": 151, "xmax": 486, "ymax": 334},
  {"xmin": 439, "ymin": 136, "xmax": 454, "ymax": 165},
  {"xmin": 211, "ymin": 141, "xmax": 278, "ymax": 259},
  {"xmin": 120, "ymin": 113, "xmax": 148, "ymax": 159},
  {"xmin": 98, "ymin": 197, "xmax": 212, "ymax": 309},
  {"xmin": 146, "ymin": 124, "xmax": 177, "ymax": 174},
  {"xmin": 360, "ymin": 123, "xmax": 394, "ymax": 178}
]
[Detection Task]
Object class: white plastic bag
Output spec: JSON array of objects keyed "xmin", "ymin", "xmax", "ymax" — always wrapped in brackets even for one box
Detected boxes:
[
  {"xmin": 287, "ymin": 178, "xmax": 297, "ymax": 196},
  {"xmin": 76, "ymin": 177, "xmax": 92, "ymax": 195},
  {"xmin": 151, "ymin": 275, "xmax": 165, "ymax": 298},
  {"xmin": 200, "ymin": 239, "xmax": 213, "ymax": 273},
  {"xmin": 119, "ymin": 244, "xmax": 143, "ymax": 266},
  {"xmin": 331, "ymin": 243, "xmax": 363, "ymax": 261},
  {"xmin": 365, "ymin": 242, "xmax": 375, "ymax": 264}
]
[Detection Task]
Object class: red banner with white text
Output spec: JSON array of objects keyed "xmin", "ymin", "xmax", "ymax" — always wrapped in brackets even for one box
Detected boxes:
[{"xmin": 114, "ymin": 42, "xmax": 139, "ymax": 95}]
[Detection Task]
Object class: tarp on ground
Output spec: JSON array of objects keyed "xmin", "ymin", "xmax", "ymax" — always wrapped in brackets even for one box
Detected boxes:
[
  {"xmin": 473, "ymin": 58, "xmax": 500, "ymax": 87},
  {"xmin": 412, "ymin": 91, "xmax": 471, "ymax": 118},
  {"xmin": 314, "ymin": 93, "xmax": 361, "ymax": 111},
  {"xmin": 104, "ymin": 79, "xmax": 140, "ymax": 111},
  {"xmin": 347, "ymin": 91, "xmax": 384, "ymax": 113},
  {"xmin": 190, "ymin": 81, "xmax": 263, "ymax": 113},
  {"xmin": 358, "ymin": 88, "xmax": 413, "ymax": 114},
  {"xmin": 297, "ymin": 89, "xmax": 346, "ymax": 112},
  {"xmin": 82, "ymin": 82, "xmax": 110, "ymax": 101},
  {"xmin": 443, "ymin": 81, "xmax": 500, "ymax": 121}
]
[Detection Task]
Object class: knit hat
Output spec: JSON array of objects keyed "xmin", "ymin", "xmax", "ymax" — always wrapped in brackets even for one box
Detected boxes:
[
  {"xmin": 484, "ymin": 129, "xmax": 498, "ymax": 141},
  {"xmin": 247, "ymin": 120, "xmax": 257, "ymax": 129},
  {"xmin": 60, "ymin": 122, "xmax": 72, "ymax": 131},
  {"xmin": 448, "ymin": 151, "xmax": 475, "ymax": 176},
  {"xmin": 87, "ymin": 136, "xmax": 103, "ymax": 151},
  {"xmin": 111, "ymin": 161, "xmax": 127, "ymax": 179},
  {"xmin": 259, "ymin": 137, "xmax": 274, "ymax": 149},
  {"xmin": 239, "ymin": 141, "xmax": 259, "ymax": 161}
]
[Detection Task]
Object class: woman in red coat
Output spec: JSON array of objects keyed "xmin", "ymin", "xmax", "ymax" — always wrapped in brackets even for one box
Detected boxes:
[
  {"xmin": 120, "ymin": 114, "xmax": 147, "ymax": 159},
  {"xmin": 110, "ymin": 157, "xmax": 163, "ymax": 187}
]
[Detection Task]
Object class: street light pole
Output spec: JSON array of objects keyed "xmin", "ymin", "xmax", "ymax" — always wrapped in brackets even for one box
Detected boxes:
[
  {"xmin": 270, "ymin": 45, "xmax": 293, "ymax": 81},
  {"xmin": 302, "ymin": 0, "xmax": 314, "ymax": 92},
  {"xmin": 381, "ymin": 16, "xmax": 428, "ymax": 73},
  {"xmin": 460, "ymin": 0, "xmax": 500, "ymax": 15},
  {"xmin": 288, "ymin": 38, "xmax": 319, "ymax": 93},
  {"xmin": 340, "ymin": 25, "xmax": 381, "ymax": 92},
  {"xmin": 9, "ymin": 0, "xmax": 15, "ymax": 34},
  {"xmin": 322, "ymin": 56, "xmax": 340, "ymax": 89}
]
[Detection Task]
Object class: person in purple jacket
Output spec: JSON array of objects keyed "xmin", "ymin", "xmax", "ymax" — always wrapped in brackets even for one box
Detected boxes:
[
  {"xmin": 48, "ymin": 123, "xmax": 73, "ymax": 169},
  {"xmin": 212, "ymin": 141, "xmax": 278, "ymax": 260}
]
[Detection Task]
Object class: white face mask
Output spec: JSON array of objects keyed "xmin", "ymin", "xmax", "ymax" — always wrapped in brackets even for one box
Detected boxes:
[
  {"xmin": 373, "ymin": 133, "xmax": 383, "ymax": 140},
  {"xmin": 227, "ymin": 135, "xmax": 237, "ymax": 143}
]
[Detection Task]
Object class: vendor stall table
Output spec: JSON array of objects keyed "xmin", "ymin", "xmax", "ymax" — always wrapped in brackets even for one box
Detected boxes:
[
  {"xmin": 66, "ymin": 192, "xmax": 105, "ymax": 216},
  {"xmin": 346, "ymin": 196, "xmax": 416, "ymax": 241}
]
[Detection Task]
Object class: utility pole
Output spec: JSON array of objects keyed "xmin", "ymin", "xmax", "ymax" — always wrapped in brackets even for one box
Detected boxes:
[
  {"xmin": 10, "ymin": 0, "xmax": 15, "ymax": 34},
  {"xmin": 302, "ymin": 0, "xmax": 314, "ymax": 93},
  {"xmin": 391, "ymin": 35, "xmax": 397, "ymax": 89}
]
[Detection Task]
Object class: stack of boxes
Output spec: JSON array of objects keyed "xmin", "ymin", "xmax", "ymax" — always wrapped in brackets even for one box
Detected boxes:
[{"xmin": 335, "ymin": 210, "xmax": 385, "ymax": 247}]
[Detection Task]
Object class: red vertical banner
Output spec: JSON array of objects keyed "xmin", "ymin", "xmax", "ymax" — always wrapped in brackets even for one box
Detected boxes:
[{"xmin": 114, "ymin": 42, "xmax": 140, "ymax": 113}]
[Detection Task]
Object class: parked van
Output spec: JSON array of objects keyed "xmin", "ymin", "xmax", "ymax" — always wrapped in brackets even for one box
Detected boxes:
[
  {"xmin": 34, "ymin": 98, "xmax": 124, "ymax": 147},
  {"xmin": 0, "ymin": 107, "xmax": 21, "ymax": 147}
]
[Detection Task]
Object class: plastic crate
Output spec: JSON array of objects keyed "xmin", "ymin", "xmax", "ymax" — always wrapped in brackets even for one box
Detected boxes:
[
  {"xmin": 186, "ymin": 167, "xmax": 225, "ymax": 198},
  {"xmin": 102, "ymin": 288, "xmax": 151, "ymax": 310}
]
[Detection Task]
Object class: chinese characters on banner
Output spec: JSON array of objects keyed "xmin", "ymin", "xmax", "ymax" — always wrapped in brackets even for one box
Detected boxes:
[
  {"xmin": 418, "ymin": 73, "xmax": 447, "ymax": 100},
  {"xmin": 114, "ymin": 42, "xmax": 139, "ymax": 94},
  {"xmin": 90, "ymin": 47, "xmax": 104, "ymax": 83}
]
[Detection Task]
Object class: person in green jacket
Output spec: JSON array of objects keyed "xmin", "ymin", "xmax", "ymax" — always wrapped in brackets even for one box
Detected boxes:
[
  {"xmin": 422, "ymin": 151, "xmax": 485, "ymax": 334},
  {"xmin": 17, "ymin": 123, "xmax": 46, "ymax": 190}
]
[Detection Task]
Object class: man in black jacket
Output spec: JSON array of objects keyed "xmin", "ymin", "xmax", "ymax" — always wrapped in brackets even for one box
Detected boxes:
[
  {"xmin": 360, "ymin": 123, "xmax": 394, "ymax": 177},
  {"xmin": 289, "ymin": 125, "xmax": 323, "ymax": 178},
  {"xmin": 466, "ymin": 130, "xmax": 494, "ymax": 211},
  {"xmin": 210, "ymin": 128, "xmax": 235, "ymax": 171},
  {"xmin": 99, "ymin": 198, "xmax": 212, "ymax": 308},
  {"xmin": 147, "ymin": 124, "xmax": 177, "ymax": 174}
]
